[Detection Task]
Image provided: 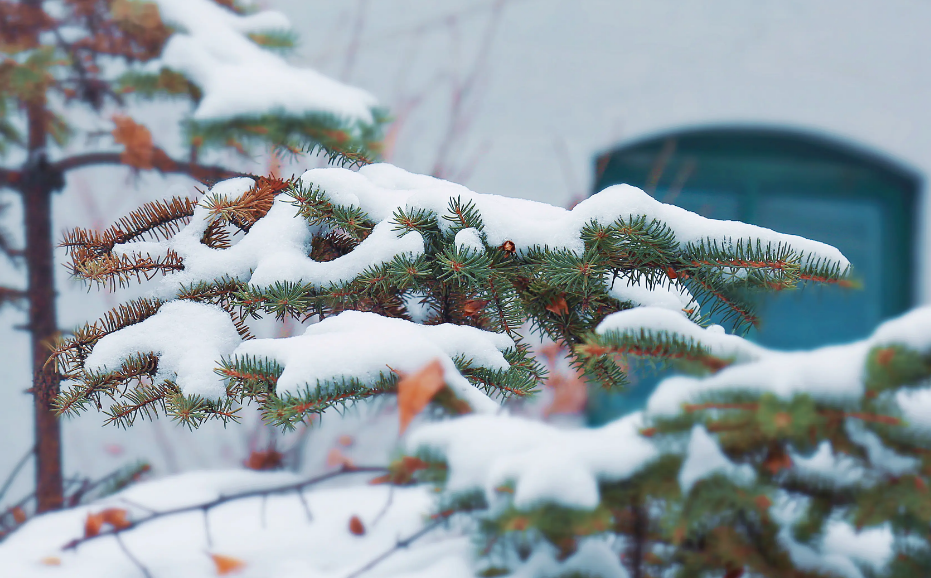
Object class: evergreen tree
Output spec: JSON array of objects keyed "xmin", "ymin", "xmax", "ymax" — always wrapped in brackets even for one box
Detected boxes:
[
  {"xmin": 0, "ymin": 0, "xmax": 385, "ymax": 512},
  {"xmin": 31, "ymin": 152, "xmax": 918, "ymax": 577}
]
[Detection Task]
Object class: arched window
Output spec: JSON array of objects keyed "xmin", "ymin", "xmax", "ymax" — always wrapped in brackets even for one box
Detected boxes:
[{"xmin": 589, "ymin": 127, "xmax": 920, "ymax": 421}]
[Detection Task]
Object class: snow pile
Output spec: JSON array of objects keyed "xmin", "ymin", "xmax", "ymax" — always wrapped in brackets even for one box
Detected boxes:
[
  {"xmin": 304, "ymin": 164, "xmax": 847, "ymax": 265},
  {"xmin": 677, "ymin": 424, "xmax": 755, "ymax": 492},
  {"xmin": 0, "ymin": 470, "xmax": 470, "ymax": 578},
  {"xmin": 86, "ymin": 304, "xmax": 513, "ymax": 407},
  {"xmin": 606, "ymin": 274, "xmax": 697, "ymax": 314},
  {"xmin": 408, "ymin": 412, "xmax": 659, "ymax": 509},
  {"xmin": 596, "ymin": 306, "xmax": 764, "ymax": 362},
  {"xmin": 150, "ymin": 0, "xmax": 378, "ymax": 126},
  {"xmin": 234, "ymin": 310, "xmax": 512, "ymax": 411},
  {"xmin": 84, "ymin": 301, "xmax": 241, "ymax": 399},
  {"xmin": 0, "ymin": 469, "xmax": 633, "ymax": 578},
  {"xmin": 644, "ymin": 306, "xmax": 931, "ymax": 423}
]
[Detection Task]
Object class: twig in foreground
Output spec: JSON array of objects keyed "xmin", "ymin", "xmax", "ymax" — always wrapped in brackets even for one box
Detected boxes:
[
  {"xmin": 62, "ymin": 466, "xmax": 387, "ymax": 551},
  {"xmin": 344, "ymin": 512, "xmax": 452, "ymax": 578}
]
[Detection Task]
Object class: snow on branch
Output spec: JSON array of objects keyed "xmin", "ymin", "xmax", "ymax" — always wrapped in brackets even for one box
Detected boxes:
[
  {"xmin": 400, "ymin": 304, "xmax": 931, "ymax": 577},
  {"xmin": 55, "ymin": 163, "xmax": 852, "ymax": 428},
  {"xmin": 144, "ymin": 0, "xmax": 386, "ymax": 159}
]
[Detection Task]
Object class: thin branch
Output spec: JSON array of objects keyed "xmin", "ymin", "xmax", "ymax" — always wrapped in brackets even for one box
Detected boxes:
[
  {"xmin": 114, "ymin": 533, "xmax": 153, "ymax": 578},
  {"xmin": 0, "ymin": 445, "xmax": 35, "ymax": 506},
  {"xmin": 344, "ymin": 514, "xmax": 451, "ymax": 578},
  {"xmin": 51, "ymin": 151, "xmax": 251, "ymax": 185},
  {"xmin": 62, "ymin": 466, "xmax": 387, "ymax": 551}
]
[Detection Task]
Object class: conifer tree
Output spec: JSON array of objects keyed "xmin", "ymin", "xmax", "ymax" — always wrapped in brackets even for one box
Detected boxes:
[
  {"xmin": 40, "ymin": 148, "xmax": 917, "ymax": 576},
  {"xmin": 0, "ymin": 0, "xmax": 386, "ymax": 513}
]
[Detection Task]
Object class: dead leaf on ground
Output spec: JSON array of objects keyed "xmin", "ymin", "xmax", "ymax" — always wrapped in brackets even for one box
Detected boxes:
[
  {"xmin": 397, "ymin": 359, "xmax": 446, "ymax": 434},
  {"xmin": 84, "ymin": 512, "xmax": 104, "ymax": 538},
  {"xmin": 39, "ymin": 556, "xmax": 61, "ymax": 566},
  {"xmin": 348, "ymin": 515, "xmax": 365, "ymax": 536},
  {"xmin": 210, "ymin": 553, "xmax": 247, "ymax": 575}
]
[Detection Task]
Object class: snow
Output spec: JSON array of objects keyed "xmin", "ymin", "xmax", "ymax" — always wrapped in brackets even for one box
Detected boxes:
[
  {"xmin": 408, "ymin": 413, "xmax": 659, "ymax": 509},
  {"xmin": 596, "ymin": 306, "xmax": 764, "ymax": 362},
  {"xmin": 454, "ymin": 227, "xmax": 484, "ymax": 253},
  {"xmin": 772, "ymin": 494, "xmax": 894, "ymax": 578},
  {"xmin": 605, "ymin": 274, "xmax": 697, "ymax": 314},
  {"xmin": 788, "ymin": 441, "xmax": 865, "ymax": 488},
  {"xmin": 510, "ymin": 539, "xmax": 628, "ymax": 578},
  {"xmin": 232, "ymin": 310, "xmax": 511, "ymax": 412},
  {"xmin": 110, "ymin": 166, "xmax": 848, "ymax": 300},
  {"xmin": 302, "ymin": 164, "xmax": 849, "ymax": 267},
  {"xmin": 83, "ymin": 301, "xmax": 242, "ymax": 399},
  {"xmin": 0, "ymin": 470, "xmax": 472, "ymax": 578},
  {"xmin": 150, "ymin": 0, "xmax": 378, "ymax": 126},
  {"xmin": 677, "ymin": 425, "xmax": 755, "ymax": 493}
]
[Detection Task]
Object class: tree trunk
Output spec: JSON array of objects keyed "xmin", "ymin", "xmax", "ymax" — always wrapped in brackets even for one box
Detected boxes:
[{"xmin": 24, "ymin": 95, "xmax": 64, "ymax": 513}]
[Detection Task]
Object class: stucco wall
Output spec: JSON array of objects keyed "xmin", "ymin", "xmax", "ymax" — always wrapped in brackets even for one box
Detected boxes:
[{"xmin": 274, "ymin": 0, "xmax": 931, "ymax": 298}]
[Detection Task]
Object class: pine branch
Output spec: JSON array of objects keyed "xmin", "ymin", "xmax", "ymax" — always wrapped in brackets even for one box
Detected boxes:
[
  {"xmin": 201, "ymin": 176, "xmax": 290, "ymax": 232},
  {"xmin": 68, "ymin": 250, "xmax": 185, "ymax": 290},
  {"xmin": 61, "ymin": 196, "xmax": 197, "ymax": 256}
]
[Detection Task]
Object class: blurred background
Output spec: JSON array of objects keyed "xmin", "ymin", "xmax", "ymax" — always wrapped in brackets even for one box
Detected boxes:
[{"xmin": 2, "ymin": 0, "xmax": 930, "ymax": 507}]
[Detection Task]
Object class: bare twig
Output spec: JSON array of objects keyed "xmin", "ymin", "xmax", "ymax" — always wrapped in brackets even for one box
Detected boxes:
[
  {"xmin": 114, "ymin": 533, "xmax": 153, "ymax": 578},
  {"xmin": 370, "ymin": 485, "xmax": 394, "ymax": 528},
  {"xmin": 51, "ymin": 152, "xmax": 251, "ymax": 186},
  {"xmin": 63, "ymin": 466, "xmax": 388, "ymax": 551},
  {"xmin": 0, "ymin": 445, "xmax": 35, "ymax": 506},
  {"xmin": 344, "ymin": 514, "xmax": 451, "ymax": 578}
]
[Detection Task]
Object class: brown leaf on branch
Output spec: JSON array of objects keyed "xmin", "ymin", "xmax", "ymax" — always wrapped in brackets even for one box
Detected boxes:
[
  {"xmin": 545, "ymin": 295, "xmax": 569, "ymax": 315},
  {"xmin": 84, "ymin": 508, "xmax": 131, "ymax": 537},
  {"xmin": 12, "ymin": 506, "xmax": 26, "ymax": 524},
  {"xmin": 397, "ymin": 359, "xmax": 446, "ymax": 434},
  {"xmin": 112, "ymin": 115, "xmax": 155, "ymax": 169},
  {"xmin": 100, "ymin": 507, "xmax": 132, "ymax": 530},
  {"xmin": 210, "ymin": 553, "xmax": 246, "ymax": 575},
  {"xmin": 348, "ymin": 515, "xmax": 365, "ymax": 536},
  {"xmin": 462, "ymin": 299, "xmax": 490, "ymax": 317}
]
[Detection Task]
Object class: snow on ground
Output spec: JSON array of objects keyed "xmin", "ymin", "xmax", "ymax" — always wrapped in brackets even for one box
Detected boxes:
[{"xmin": 0, "ymin": 470, "xmax": 471, "ymax": 578}]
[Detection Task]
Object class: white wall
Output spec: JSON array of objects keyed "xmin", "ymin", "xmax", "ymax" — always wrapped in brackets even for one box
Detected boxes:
[{"xmin": 272, "ymin": 0, "xmax": 931, "ymax": 297}]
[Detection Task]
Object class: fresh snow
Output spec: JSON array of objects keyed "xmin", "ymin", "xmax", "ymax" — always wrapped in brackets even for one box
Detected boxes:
[
  {"xmin": 0, "ymin": 470, "xmax": 471, "ymax": 578},
  {"xmin": 233, "ymin": 310, "xmax": 511, "ymax": 412},
  {"xmin": 83, "ymin": 301, "xmax": 242, "ymax": 399},
  {"xmin": 408, "ymin": 413, "xmax": 659, "ymax": 509},
  {"xmin": 677, "ymin": 425, "xmax": 755, "ymax": 493},
  {"xmin": 150, "ymin": 0, "xmax": 378, "ymax": 126},
  {"xmin": 116, "ymin": 164, "xmax": 847, "ymax": 303},
  {"xmin": 596, "ymin": 306, "xmax": 764, "ymax": 362}
]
